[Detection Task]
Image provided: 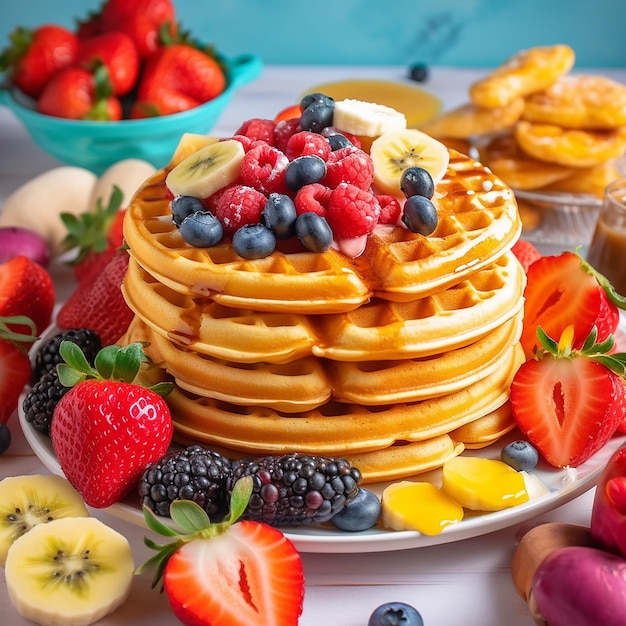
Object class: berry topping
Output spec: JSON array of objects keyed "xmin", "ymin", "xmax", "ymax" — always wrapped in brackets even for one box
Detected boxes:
[
  {"xmin": 326, "ymin": 183, "xmax": 381, "ymax": 238},
  {"xmin": 285, "ymin": 155, "xmax": 327, "ymax": 191},
  {"xmin": 229, "ymin": 453, "xmax": 361, "ymax": 526},
  {"xmin": 376, "ymin": 194, "xmax": 403, "ymax": 225},
  {"xmin": 233, "ymin": 118, "xmax": 276, "ymax": 145},
  {"xmin": 171, "ymin": 195, "xmax": 206, "ymax": 227},
  {"xmin": 299, "ymin": 97, "xmax": 335, "ymax": 133},
  {"xmin": 240, "ymin": 142, "xmax": 289, "ymax": 195},
  {"xmin": 179, "ymin": 211, "xmax": 224, "ymax": 247},
  {"xmin": 23, "ymin": 369, "xmax": 71, "ymax": 436},
  {"xmin": 402, "ymin": 195, "xmax": 438, "ymax": 235},
  {"xmin": 285, "ymin": 131, "xmax": 332, "ymax": 161},
  {"xmin": 273, "ymin": 118, "xmax": 302, "ymax": 153},
  {"xmin": 215, "ymin": 185, "xmax": 267, "ymax": 237},
  {"xmin": 232, "ymin": 223, "xmax": 276, "ymax": 259},
  {"xmin": 400, "ymin": 166, "xmax": 435, "ymax": 199},
  {"xmin": 0, "ymin": 424, "xmax": 10, "ymax": 455},
  {"xmin": 295, "ymin": 212, "xmax": 333, "ymax": 252},
  {"xmin": 501, "ymin": 440, "xmax": 539, "ymax": 472},
  {"xmin": 261, "ymin": 193, "xmax": 298, "ymax": 239},
  {"xmin": 324, "ymin": 146, "xmax": 375, "ymax": 190},
  {"xmin": 300, "ymin": 92, "xmax": 335, "ymax": 111},
  {"xmin": 331, "ymin": 487, "xmax": 382, "ymax": 531},
  {"xmin": 139, "ymin": 445, "xmax": 234, "ymax": 520},
  {"xmin": 294, "ymin": 183, "xmax": 332, "ymax": 217},
  {"xmin": 408, "ymin": 62, "xmax": 429, "ymax": 82},
  {"xmin": 368, "ymin": 602, "xmax": 424, "ymax": 626},
  {"xmin": 327, "ymin": 132, "xmax": 354, "ymax": 151}
]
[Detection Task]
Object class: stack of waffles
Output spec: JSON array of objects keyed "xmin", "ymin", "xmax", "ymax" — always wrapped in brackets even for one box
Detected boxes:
[{"xmin": 120, "ymin": 149, "xmax": 525, "ymax": 483}]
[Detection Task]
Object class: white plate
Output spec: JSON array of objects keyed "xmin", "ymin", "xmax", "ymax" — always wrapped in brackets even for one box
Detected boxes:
[{"xmin": 19, "ymin": 395, "xmax": 626, "ymax": 553}]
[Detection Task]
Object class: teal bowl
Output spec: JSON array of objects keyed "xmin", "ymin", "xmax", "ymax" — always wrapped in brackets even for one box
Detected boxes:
[{"xmin": 0, "ymin": 53, "xmax": 262, "ymax": 175}]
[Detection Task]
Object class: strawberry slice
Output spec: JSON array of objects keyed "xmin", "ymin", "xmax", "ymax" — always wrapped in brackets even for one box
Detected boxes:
[
  {"xmin": 520, "ymin": 251, "xmax": 620, "ymax": 356},
  {"xmin": 137, "ymin": 478, "xmax": 305, "ymax": 626},
  {"xmin": 511, "ymin": 326, "xmax": 626, "ymax": 468},
  {"xmin": 511, "ymin": 237, "xmax": 541, "ymax": 273}
]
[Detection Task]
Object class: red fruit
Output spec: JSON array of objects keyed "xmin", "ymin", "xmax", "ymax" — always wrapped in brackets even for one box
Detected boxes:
[
  {"xmin": 234, "ymin": 118, "xmax": 277, "ymax": 145},
  {"xmin": 131, "ymin": 44, "xmax": 225, "ymax": 117},
  {"xmin": 0, "ymin": 24, "xmax": 79, "ymax": 97},
  {"xmin": 273, "ymin": 118, "xmax": 302, "ymax": 154},
  {"xmin": 294, "ymin": 183, "xmax": 332, "ymax": 217},
  {"xmin": 326, "ymin": 183, "xmax": 381, "ymax": 238},
  {"xmin": 215, "ymin": 185, "xmax": 267, "ymax": 237},
  {"xmin": 510, "ymin": 327, "xmax": 626, "ymax": 468},
  {"xmin": 0, "ymin": 255, "xmax": 54, "ymax": 335},
  {"xmin": 75, "ymin": 31, "xmax": 140, "ymax": 96},
  {"xmin": 285, "ymin": 131, "xmax": 331, "ymax": 161},
  {"xmin": 57, "ymin": 249, "xmax": 134, "ymax": 346},
  {"xmin": 51, "ymin": 342, "xmax": 173, "ymax": 507},
  {"xmin": 37, "ymin": 65, "xmax": 122, "ymax": 120},
  {"xmin": 273, "ymin": 103, "xmax": 301, "ymax": 124},
  {"xmin": 0, "ymin": 335, "xmax": 32, "ymax": 425},
  {"xmin": 239, "ymin": 143, "xmax": 289, "ymax": 195},
  {"xmin": 376, "ymin": 194, "xmax": 403, "ymax": 225},
  {"xmin": 520, "ymin": 251, "xmax": 620, "ymax": 356},
  {"xmin": 164, "ymin": 520, "xmax": 304, "ymax": 626},
  {"xmin": 99, "ymin": 0, "xmax": 177, "ymax": 58},
  {"xmin": 511, "ymin": 238, "xmax": 541, "ymax": 272},
  {"xmin": 323, "ymin": 146, "xmax": 374, "ymax": 190}
]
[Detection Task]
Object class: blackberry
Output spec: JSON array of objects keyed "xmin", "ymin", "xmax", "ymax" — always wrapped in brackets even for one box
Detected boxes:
[
  {"xmin": 0, "ymin": 424, "xmax": 11, "ymax": 455},
  {"xmin": 22, "ymin": 369, "xmax": 70, "ymax": 435},
  {"xmin": 33, "ymin": 328, "xmax": 102, "ymax": 381},
  {"xmin": 139, "ymin": 445, "xmax": 233, "ymax": 520},
  {"xmin": 230, "ymin": 453, "xmax": 361, "ymax": 526}
]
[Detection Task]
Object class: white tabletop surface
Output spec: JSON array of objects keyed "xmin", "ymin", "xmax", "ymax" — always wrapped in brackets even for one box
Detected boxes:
[{"xmin": 1, "ymin": 65, "xmax": 625, "ymax": 626}]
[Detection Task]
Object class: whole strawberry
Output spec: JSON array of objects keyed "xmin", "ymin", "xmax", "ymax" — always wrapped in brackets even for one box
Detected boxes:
[
  {"xmin": 137, "ymin": 477, "xmax": 305, "ymax": 626},
  {"xmin": 511, "ymin": 325, "xmax": 626, "ymax": 468},
  {"xmin": 57, "ymin": 248, "xmax": 133, "ymax": 346},
  {"xmin": 51, "ymin": 341, "xmax": 173, "ymax": 508}
]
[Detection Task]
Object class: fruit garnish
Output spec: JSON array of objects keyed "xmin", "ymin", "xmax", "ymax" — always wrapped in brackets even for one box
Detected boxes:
[
  {"xmin": 511, "ymin": 325, "xmax": 626, "ymax": 468},
  {"xmin": 332, "ymin": 99, "xmax": 407, "ymax": 137},
  {"xmin": 500, "ymin": 440, "xmax": 540, "ymax": 472},
  {"xmin": 331, "ymin": 487, "xmax": 382, "ymax": 532},
  {"xmin": 5, "ymin": 516, "xmax": 134, "ymax": 626},
  {"xmin": 136, "ymin": 476, "xmax": 305, "ymax": 626},
  {"xmin": 368, "ymin": 602, "xmax": 424, "ymax": 626},
  {"xmin": 511, "ymin": 238, "xmax": 542, "ymax": 273},
  {"xmin": 0, "ymin": 423, "xmax": 10, "ymax": 455},
  {"xmin": 0, "ymin": 474, "xmax": 89, "ymax": 566},
  {"xmin": 50, "ymin": 341, "xmax": 173, "ymax": 507}
]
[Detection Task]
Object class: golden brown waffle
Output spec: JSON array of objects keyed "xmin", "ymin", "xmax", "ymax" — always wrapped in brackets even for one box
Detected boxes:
[
  {"xmin": 469, "ymin": 44, "xmax": 575, "ymax": 108},
  {"xmin": 123, "ymin": 150, "xmax": 521, "ymax": 313},
  {"xmin": 123, "ymin": 252, "xmax": 525, "ymax": 363}
]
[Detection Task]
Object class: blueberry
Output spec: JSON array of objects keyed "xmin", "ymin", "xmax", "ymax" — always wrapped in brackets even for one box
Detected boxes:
[
  {"xmin": 402, "ymin": 195, "xmax": 438, "ymax": 235},
  {"xmin": 408, "ymin": 62, "xmax": 429, "ymax": 83},
  {"xmin": 368, "ymin": 602, "xmax": 424, "ymax": 626},
  {"xmin": 179, "ymin": 211, "xmax": 224, "ymax": 247},
  {"xmin": 232, "ymin": 223, "xmax": 276, "ymax": 259},
  {"xmin": 171, "ymin": 195, "xmax": 206, "ymax": 226},
  {"xmin": 0, "ymin": 424, "xmax": 10, "ymax": 455},
  {"xmin": 285, "ymin": 155, "xmax": 327, "ymax": 191},
  {"xmin": 327, "ymin": 133, "xmax": 354, "ymax": 151},
  {"xmin": 295, "ymin": 212, "xmax": 333, "ymax": 252},
  {"xmin": 261, "ymin": 193, "xmax": 297, "ymax": 239},
  {"xmin": 400, "ymin": 167, "xmax": 435, "ymax": 199},
  {"xmin": 331, "ymin": 487, "xmax": 381, "ymax": 531},
  {"xmin": 501, "ymin": 440, "xmax": 539, "ymax": 472},
  {"xmin": 300, "ymin": 100, "xmax": 335, "ymax": 133},
  {"xmin": 300, "ymin": 92, "xmax": 334, "ymax": 111}
]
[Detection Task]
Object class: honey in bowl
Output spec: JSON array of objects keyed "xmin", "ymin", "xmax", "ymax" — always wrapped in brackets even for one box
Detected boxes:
[{"xmin": 300, "ymin": 78, "xmax": 442, "ymax": 128}]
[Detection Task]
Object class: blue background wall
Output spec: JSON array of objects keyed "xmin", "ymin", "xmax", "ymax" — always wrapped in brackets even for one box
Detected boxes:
[{"xmin": 1, "ymin": 0, "xmax": 625, "ymax": 69}]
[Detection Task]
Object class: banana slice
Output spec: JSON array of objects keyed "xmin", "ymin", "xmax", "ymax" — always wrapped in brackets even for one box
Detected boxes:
[
  {"xmin": 370, "ymin": 128, "xmax": 450, "ymax": 195},
  {"xmin": 165, "ymin": 139, "xmax": 245, "ymax": 199},
  {"xmin": 5, "ymin": 516, "xmax": 134, "ymax": 626},
  {"xmin": 333, "ymin": 99, "xmax": 407, "ymax": 137},
  {"xmin": 0, "ymin": 474, "xmax": 89, "ymax": 566}
]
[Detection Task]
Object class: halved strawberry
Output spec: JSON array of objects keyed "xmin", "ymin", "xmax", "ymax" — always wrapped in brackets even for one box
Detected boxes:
[
  {"xmin": 511, "ymin": 237, "xmax": 541, "ymax": 273},
  {"xmin": 511, "ymin": 326, "xmax": 626, "ymax": 468},
  {"xmin": 138, "ymin": 478, "xmax": 305, "ymax": 626},
  {"xmin": 520, "ymin": 251, "xmax": 622, "ymax": 357}
]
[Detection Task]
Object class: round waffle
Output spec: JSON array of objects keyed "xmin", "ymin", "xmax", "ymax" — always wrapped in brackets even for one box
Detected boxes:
[{"xmin": 123, "ymin": 150, "xmax": 521, "ymax": 313}]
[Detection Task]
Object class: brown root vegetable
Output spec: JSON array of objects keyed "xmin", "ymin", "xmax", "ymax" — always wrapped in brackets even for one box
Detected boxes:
[
  {"xmin": 510, "ymin": 522, "xmax": 594, "ymax": 601},
  {"xmin": 530, "ymin": 546, "xmax": 626, "ymax": 626}
]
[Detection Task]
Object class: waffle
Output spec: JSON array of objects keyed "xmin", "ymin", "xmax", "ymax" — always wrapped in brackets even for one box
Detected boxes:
[
  {"xmin": 123, "ymin": 150, "xmax": 521, "ymax": 313},
  {"xmin": 469, "ymin": 44, "xmax": 575, "ymax": 108}
]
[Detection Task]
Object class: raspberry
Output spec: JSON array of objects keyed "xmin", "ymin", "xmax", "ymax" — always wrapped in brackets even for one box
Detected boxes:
[
  {"xmin": 324, "ymin": 147, "xmax": 374, "ymax": 190},
  {"xmin": 204, "ymin": 184, "xmax": 236, "ymax": 213},
  {"xmin": 233, "ymin": 118, "xmax": 276, "ymax": 145},
  {"xmin": 326, "ymin": 183, "xmax": 381, "ymax": 238},
  {"xmin": 231, "ymin": 134, "xmax": 255, "ymax": 152},
  {"xmin": 273, "ymin": 118, "xmax": 301, "ymax": 153},
  {"xmin": 215, "ymin": 185, "xmax": 267, "ymax": 236},
  {"xmin": 285, "ymin": 131, "xmax": 331, "ymax": 161},
  {"xmin": 294, "ymin": 183, "xmax": 332, "ymax": 218},
  {"xmin": 240, "ymin": 142, "xmax": 289, "ymax": 195},
  {"xmin": 376, "ymin": 194, "xmax": 403, "ymax": 225}
]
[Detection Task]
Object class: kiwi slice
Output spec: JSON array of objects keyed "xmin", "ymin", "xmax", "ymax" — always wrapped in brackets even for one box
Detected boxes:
[
  {"xmin": 5, "ymin": 516, "xmax": 134, "ymax": 626},
  {"xmin": 0, "ymin": 474, "xmax": 89, "ymax": 566}
]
